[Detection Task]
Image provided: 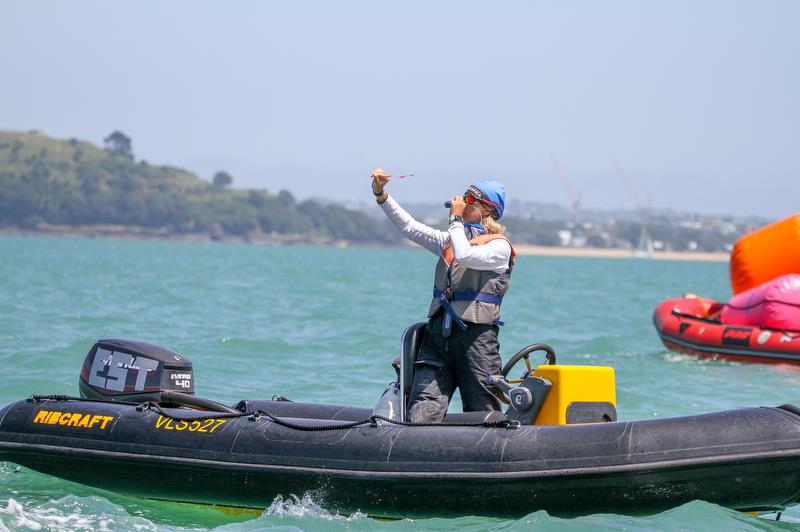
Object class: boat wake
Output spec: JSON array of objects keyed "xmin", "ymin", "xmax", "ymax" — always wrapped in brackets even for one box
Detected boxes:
[
  {"xmin": 661, "ymin": 351, "xmax": 718, "ymax": 365},
  {"xmin": 1, "ymin": 492, "xmax": 794, "ymax": 531},
  {"xmin": 263, "ymin": 493, "xmax": 368, "ymax": 522},
  {"xmin": 0, "ymin": 496, "xmax": 158, "ymax": 532}
]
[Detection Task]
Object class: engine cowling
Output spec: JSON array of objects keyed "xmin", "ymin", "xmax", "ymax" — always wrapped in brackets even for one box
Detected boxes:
[{"xmin": 79, "ymin": 339, "xmax": 194, "ymax": 402}]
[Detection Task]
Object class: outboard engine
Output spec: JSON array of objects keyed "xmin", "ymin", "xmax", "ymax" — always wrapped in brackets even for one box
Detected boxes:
[{"xmin": 79, "ymin": 339, "xmax": 194, "ymax": 402}]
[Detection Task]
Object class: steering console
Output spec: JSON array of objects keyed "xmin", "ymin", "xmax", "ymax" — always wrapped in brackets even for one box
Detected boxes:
[{"xmin": 487, "ymin": 343, "xmax": 556, "ymax": 424}]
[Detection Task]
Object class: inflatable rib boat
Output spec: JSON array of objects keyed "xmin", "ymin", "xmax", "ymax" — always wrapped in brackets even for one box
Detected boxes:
[
  {"xmin": 654, "ymin": 295, "xmax": 800, "ymax": 365},
  {"xmin": 2, "ymin": 333, "xmax": 800, "ymax": 518}
]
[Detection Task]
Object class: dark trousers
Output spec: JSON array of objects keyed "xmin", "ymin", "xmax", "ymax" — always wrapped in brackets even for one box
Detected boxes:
[{"xmin": 407, "ymin": 312, "xmax": 502, "ymax": 423}]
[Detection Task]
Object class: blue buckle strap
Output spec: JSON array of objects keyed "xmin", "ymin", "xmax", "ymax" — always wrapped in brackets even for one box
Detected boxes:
[
  {"xmin": 470, "ymin": 292, "xmax": 503, "ymax": 305},
  {"xmin": 433, "ymin": 289, "xmax": 503, "ymax": 306},
  {"xmin": 438, "ymin": 292, "xmax": 468, "ymax": 332}
]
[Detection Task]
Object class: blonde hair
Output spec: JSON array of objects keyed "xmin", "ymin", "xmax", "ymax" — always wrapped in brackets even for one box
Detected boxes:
[{"xmin": 482, "ymin": 216, "xmax": 506, "ymax": 235}]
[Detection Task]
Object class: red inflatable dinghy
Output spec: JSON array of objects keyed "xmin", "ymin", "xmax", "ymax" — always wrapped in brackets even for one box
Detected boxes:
[{"xmin": 653, "ymin": 295, "xmax": 800, "ymax": 364}]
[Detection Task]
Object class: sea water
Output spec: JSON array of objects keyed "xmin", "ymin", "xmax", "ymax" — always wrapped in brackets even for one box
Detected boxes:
[{"xmin": 1, "ymin": 236, "xmax": 798, "ymax": 531}]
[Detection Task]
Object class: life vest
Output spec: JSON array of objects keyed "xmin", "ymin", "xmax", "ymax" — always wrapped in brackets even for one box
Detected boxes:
[{"xmin": 428, "ymin": 234, "xmax": 516, "ymax": 327}]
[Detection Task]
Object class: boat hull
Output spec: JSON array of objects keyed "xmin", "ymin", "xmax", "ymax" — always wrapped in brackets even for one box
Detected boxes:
[
  {"xmin": 653, "ymin": 297, "xmax": 800, "ymax": 365},
  {"xmin": 2, "ymin": 398, "xmax": 800, "ymax": 518}
]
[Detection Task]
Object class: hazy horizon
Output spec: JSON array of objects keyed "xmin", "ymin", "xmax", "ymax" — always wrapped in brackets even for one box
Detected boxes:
[{"xmin": 2, "ymin": 1, "xmax": 797, "ymax": 219}]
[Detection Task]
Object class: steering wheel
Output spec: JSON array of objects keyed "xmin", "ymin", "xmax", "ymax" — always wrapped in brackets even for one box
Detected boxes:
[{"xmin": 494, "ymin": 343, "xmax": 557, "ymax": 405}]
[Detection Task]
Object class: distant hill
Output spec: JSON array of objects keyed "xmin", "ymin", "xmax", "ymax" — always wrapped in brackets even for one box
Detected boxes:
[
  {"xmin": 0, "ymin": 130, "xmax": 762, "ymax": 251},
  {"xmin": 0, "ymin": 130, "xmax": 401, "ymax": 244}
]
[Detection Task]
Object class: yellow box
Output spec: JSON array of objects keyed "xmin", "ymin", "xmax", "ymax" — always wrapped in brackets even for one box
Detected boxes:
[{"xmin": 532, "ymin": 365, "xmax": 616, "ymax": 425}]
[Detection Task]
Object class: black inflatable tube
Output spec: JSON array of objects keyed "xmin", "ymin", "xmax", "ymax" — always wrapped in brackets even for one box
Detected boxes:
[
  {"xmin": 2, "ymin": 442, "xmax": 799, "ymax": 517},
  {"xmin": 4, "ymin": 440, "xmax": 800, "ymax": 480},
  {"xmin": 3, "ymin": 398, "xmax": 800, "ymax": 518}
]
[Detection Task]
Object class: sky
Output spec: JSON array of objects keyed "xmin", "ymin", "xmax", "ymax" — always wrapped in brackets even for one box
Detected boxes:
[{"xmin": 1, "ymin": 1, "xmax": 798, "ymax": 218}]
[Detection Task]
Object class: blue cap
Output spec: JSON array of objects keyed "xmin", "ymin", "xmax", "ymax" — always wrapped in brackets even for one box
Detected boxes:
[{"xmin": 467, "ymin": 180, "xmax": 506, "ymax": 220}]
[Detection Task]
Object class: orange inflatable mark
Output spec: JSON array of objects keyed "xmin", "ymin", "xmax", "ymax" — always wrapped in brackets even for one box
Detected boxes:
[{"xmin": 730, "ymin": 214, "xmax": 800, "ymax": 295}]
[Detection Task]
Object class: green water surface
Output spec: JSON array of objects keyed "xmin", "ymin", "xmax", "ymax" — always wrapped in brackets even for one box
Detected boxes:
[{"xmin": 1, "ymin": 236, "xmax": 798, "ymax": 530}]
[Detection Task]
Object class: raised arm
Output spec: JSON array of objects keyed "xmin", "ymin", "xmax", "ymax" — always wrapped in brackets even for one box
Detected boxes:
[{"xmin": 372, "ymin": 168, "xmax": 448, "ymax": 256}]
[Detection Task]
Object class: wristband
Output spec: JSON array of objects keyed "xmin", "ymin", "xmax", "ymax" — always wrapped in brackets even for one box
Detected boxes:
[
  {"xmin": 376, "ymin": 192, "xmax": 388, "ymax": 205},
  {"xmin": 373, "ymin": 189, "xmax": 385, "ymax": 197},
  {"xmin": 448, "ymin": 214, "xmax": 464, "ymax": 224}
]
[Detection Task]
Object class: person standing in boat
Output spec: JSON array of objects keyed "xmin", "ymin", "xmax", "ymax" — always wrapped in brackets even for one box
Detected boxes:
[{"xmin": 371, "ymin": 169, "xmax": 515, "ymax": 423}]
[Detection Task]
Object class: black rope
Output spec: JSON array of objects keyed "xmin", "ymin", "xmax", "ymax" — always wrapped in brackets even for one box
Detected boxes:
[
  {"xmin": 670, "ymin": 310, "xmax": 723, "ymax": 324},
  {"xmin": 26, "ymin": 395, "xmax": 516, "ymax": 431},
  {"xmin": 370, "ymin": 415, "xmax": 516, "ymax": 429},
  {"xmin": 28, "ymin": 394, "xmax": 141, "ymax": 406},
  {"xmin": 28, "ymin": 394, "xmax": 76, "ymax": 402},
  {"xmin": 671, "ymin": 310, "xmax": 800, "ymax": 334},
  {"xmin": 256, "ymin": 411, "xmax": 376, "ymax": 431},
  {"xmin": 144, "ymin": 404, "xmax": 515, "ymax": 431},
  {"xmin": 135, "ymin": 402, "xmax": 248, "ymax": 421},
  {"xmin": 271, "ymin": 395, "xmax": 293, "ymax": 402}
]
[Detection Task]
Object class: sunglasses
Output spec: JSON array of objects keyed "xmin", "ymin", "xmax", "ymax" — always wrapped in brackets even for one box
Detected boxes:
[{"xmin": 465, "ymin": 194, "xmax": 499, "ymax": 211}]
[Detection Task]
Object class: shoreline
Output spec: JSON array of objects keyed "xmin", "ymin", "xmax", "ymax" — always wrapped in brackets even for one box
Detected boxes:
[
  {"xmin": 514, "ymin": 245, "xmax": 729, "ymax": 262},
  {"xmin": 1, "ymin": 226, "xmax": 729, "ymax": 262},
  {"xmin": 0, "ymin": 225, "xmax": 350, "ymax": 247}
]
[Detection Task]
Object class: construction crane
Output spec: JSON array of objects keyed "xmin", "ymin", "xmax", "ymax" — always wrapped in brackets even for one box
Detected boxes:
[
  {"xmin": 552, "ymin": 158, "xmax": 582, "ymax": 221},
  {"xmin": 610, "ymin": 160, "xmax": 653, "ymax": 258},
  {"xmin": 611, "ymin": 161, "xmax": 648, "ymax": 215}
]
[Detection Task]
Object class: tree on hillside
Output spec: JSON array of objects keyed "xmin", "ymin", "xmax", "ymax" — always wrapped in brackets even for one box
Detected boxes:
[
  {"xmin": 103, "ymin": 130, "xmax": 133, "ymax": 159},
  {"xmin": 247, "ymin": 190, "xmax": 268, "ymax": 207},
  {"xmin": 212, "ymin": 170, "xmax": 233, "ymax": 189},
  {"xmin": 277, "ymin": 190, "xmax": 295, "ymax": 204}
]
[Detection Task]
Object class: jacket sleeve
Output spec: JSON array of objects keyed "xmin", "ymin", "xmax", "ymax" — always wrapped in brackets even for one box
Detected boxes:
[
  {"xmin": 448, "ymin": 222, "xmax": 512, "ymax": 273},
  {"xmin": 380, "ymin": 195, "xmax": 448, "ymax": 256}
]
